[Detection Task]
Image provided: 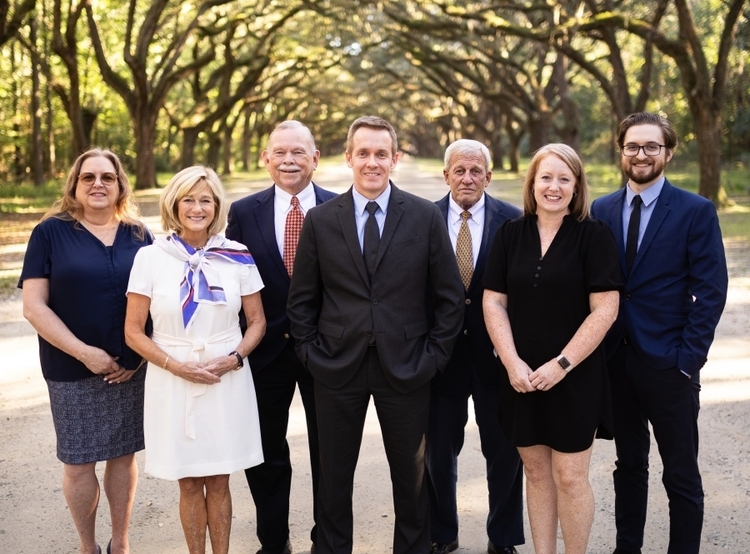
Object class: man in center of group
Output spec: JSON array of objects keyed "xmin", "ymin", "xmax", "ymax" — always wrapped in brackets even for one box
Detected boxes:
[
  {"xmin": 427, "ymin": 139, "xmax": 524, "ymax": 554},
  {"xmin": 227, "ymin": 120, "xmax": 336, "ymax": 554},
  {"xmin": 287, "ymin": 115, "xmax": 465, "ymax": 554}
]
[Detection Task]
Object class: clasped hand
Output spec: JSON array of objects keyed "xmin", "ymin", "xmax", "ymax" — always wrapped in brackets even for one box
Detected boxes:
[
  {"xmin": 170, "ymin": 355, "xmax": 238, "ymax": 384},
  {"xmin": 80, "ymin": 346, "xmax": 137, "ymax": 384},
  {"xmin": 507, "ymin": 358, "xmax": 566, "ymax": 393}
]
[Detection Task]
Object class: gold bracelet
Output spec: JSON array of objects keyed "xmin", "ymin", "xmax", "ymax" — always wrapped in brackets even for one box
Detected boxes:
[{"xmin": 163, "ymin": 354, "xmax": 170, "ymax": 370}]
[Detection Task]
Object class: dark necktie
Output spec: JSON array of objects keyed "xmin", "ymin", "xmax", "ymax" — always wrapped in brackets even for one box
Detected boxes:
[
  {"xmin": 456, "ymin": 211, "xmax": 474, "ymax": 289},
  {"xmin": 363, "ymin": 201, "xmax": 380, "ymax": 279},
  {"xmin": 283, "ymin": 196, "xmax": 304, "ymax": 277},
  {"xmin": 626, "ymin": 195, "xmax": 643, "ymax": 274}
]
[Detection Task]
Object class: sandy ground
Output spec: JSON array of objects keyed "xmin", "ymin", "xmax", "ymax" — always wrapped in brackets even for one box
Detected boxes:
[{"xmin": 1, "ymin": 159, "xmax": 749, "ymax": 553}]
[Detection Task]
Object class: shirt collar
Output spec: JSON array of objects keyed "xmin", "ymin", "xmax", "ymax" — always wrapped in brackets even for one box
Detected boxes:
[
  {"xmin": 626, "ymin": 177, "xmax": 664, "ymax": 208},
  {"xmin": 352, "ymin": 183, "xmax": 391, "ymax": 215},
  {"xmin": 275, "ymin": 182, "xmax": 315, "ymax": 209},
  {"xmin": 448, "ymin": 193, "xmax": 485, "ymax": 223}
]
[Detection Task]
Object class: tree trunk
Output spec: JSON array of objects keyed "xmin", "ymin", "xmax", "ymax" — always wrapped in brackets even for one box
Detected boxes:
[
  {"xmin": 30, "ymin": 15, "xmax": 45, "ymax": 185},
  {"xmin": 222, "ymin": 118, "xmax": 239, "ymax": 175},
  {"xmin": 693, "ymin": 107, "xmax": 728, "ymax": 206},
  {"xmin": 528, "ymin": 111, "xmax": 550, "ymax": 152},
  {"xmin": 180, "ymin": 127, "xmax": 200, "ymax": 169},
  {"xmin": 206, "ymin": 130, "xmax": 222, "ymax": 169},
  {"xmin": 46, "ymin": 85, "xmax": 56, "ymax": 175},
  {"xmin": 82, "ymin": 108, "xmax": 98, "ymax": 147},
  {"xmin": 241, "ymin": 107, "xmax": 253, "ymax": 171},
  {"xmin": 133, "ymin": 118, "xmax": 158, "ymax": 190},
  {"xmin": 505, "ymin": 119, "xmax": 521, "ymax": 173},
  {"xmin": 11, "ymin": 41, "xmax": 24, "ymax": 180}
]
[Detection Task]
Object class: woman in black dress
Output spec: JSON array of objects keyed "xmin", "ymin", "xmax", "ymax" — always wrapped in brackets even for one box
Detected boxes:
[
  {"xmin": 483, "ymin": 144, "xmax": 621, "ymax": 554},
  {"xmin": 20, "ymin": 149, "xmax": 151, "ymax": 554}
]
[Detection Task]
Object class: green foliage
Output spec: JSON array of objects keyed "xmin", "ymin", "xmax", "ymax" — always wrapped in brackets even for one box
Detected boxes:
[{"xmin": 0, "ymin": 180, "xmax": 63, "ymax": 212}]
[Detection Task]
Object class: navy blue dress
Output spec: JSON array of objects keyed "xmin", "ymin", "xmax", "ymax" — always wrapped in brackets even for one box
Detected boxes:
[
  {"xmin": 483, "ymin": 215, "xmax": 621, "ymax": 453},
  {"xmin": 19, "ymin": 216, "xmax": 151, "ymax": 381}
]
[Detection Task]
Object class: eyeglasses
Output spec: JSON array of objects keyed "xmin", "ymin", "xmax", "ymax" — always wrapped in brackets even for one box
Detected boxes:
[
  {"xmin": 78, "ymin": 172, "xmax": 118, "ymax": 187},
  {"xmin": 621, "ymin": 143, "xmax": 666, "ymax": 157}
]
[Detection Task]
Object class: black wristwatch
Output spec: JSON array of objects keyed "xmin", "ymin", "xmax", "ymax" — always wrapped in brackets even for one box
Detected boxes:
[
  {"xmin": 229, "ymin": 350, "xmax": 243, "ymax": 369},
  {"xmin": 556, "ymin": 354, "xmax": 572, "ymax": 372}
]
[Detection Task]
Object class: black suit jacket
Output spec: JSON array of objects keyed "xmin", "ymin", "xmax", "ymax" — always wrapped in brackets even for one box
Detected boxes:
[
  {"xmin": 433, "ymin": 193, "xmax": 522, "ymax": 395},
  {"xmin": 226, "ymin": 183, "xmax": 337, "ymax": 372},
  {"xmin": 287, "ymin": 184, "xmax": 465, "ymax": 394}
]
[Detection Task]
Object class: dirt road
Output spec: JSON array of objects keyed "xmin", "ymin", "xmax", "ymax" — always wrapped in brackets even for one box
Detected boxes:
[{"xmin": 1, "ymin": 159, "xmax": 749, "ymax": 553}]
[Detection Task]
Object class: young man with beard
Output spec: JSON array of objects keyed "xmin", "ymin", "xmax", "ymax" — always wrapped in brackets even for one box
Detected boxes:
[{"xmin": 591, "ymin": 112, "xmax": 728, "ymax": 554}]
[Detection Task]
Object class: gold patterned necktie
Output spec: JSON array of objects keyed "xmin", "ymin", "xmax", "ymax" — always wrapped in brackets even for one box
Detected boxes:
[{"xmin": 456, "ymin": 210, "xmax": 473, "ymax": 289}]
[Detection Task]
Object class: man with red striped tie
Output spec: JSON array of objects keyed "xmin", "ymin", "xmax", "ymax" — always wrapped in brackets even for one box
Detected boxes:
[{"xmin": 227, "ymin": 121, "xmax": 336, "ymax": 554}]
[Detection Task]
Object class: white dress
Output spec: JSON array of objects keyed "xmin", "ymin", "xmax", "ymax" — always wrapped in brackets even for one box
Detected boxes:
[{"xmin": 128, "ymin": 241, "xmax": 264, "ymax": 480}]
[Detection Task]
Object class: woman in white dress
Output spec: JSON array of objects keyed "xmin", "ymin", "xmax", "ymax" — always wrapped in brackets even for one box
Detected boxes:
[{"xmin": 125, "ymin": 165, "xmax": 265, "ymax": 554}]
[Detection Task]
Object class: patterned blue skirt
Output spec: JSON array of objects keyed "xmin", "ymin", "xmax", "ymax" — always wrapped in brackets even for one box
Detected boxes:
[{"xmin": 46, "ymin": 368, "xmax": 146, "ymax": 464}]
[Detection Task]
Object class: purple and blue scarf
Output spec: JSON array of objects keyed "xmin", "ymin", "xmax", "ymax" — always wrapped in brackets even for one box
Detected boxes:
[{"xmin": 155, "ymin": 233, "xmax": 256, "ymax": 331}]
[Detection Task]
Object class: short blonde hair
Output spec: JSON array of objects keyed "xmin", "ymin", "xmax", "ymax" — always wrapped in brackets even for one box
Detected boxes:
[
  {"xmin": 522, "ymin": 144, "xmax": 590, "ymax": 222},
  {"xmin": 160, "ymin": 165, "xmax": 228, "ymax": 237}
]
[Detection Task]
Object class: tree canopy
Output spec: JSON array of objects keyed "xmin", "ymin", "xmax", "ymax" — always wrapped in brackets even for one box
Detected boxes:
[{"xmin": 1, "ymin": 0, "xmax": 748, "ymax": 204}]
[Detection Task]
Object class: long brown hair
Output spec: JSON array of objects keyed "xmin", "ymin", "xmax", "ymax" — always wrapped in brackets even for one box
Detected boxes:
[{"xmin": 42, "ymin": 148, "xmax": 145, "ymax": 236}]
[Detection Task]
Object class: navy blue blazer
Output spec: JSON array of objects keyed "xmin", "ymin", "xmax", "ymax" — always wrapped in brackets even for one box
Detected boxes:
[
  {"xmin": 433, "ymin": 193, "xmax": 522, "ymax": 395},
  {"xmin": 226, "ymin": 183, "xmax": 337, "ymax": 373},
  {"xmin": 590, "ymin": 179, "xmax": 728, "ymax": 377}
]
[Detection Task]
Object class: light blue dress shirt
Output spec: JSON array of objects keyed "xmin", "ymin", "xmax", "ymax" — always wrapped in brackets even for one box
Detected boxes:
[
  {"xmin": 622, "ymin": 177, "xmax": 665, "ymax": 250},
  {"xmin": 353, "ymin": 185, "xmax": 391, "ymax": 252}
]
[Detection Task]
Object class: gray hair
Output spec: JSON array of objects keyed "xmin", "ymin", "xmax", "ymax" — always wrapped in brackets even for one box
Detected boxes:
[{"xmin": 444, "ymin": 139, "xmax": 492, "ymax": 170}]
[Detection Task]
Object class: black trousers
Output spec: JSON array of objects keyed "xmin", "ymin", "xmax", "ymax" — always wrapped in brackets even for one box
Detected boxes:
[
  {"xmin": 244, "ymin": 341, "xmax": 320, "ymax": 552},
  {"xmin": 610, "ymin": 340, "xmax": 703, "ymax": 554},
  {"xmin": 313, "ymin": 347, "xmax": 431, "ymax": 554},
  {"xmin": 425, "ymin": 374, "xmax": 524, "ymax": 547}
]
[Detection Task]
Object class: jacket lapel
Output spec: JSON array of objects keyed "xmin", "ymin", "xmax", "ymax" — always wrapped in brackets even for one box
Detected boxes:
[
  {"xmin": 608, "ymin": 189, "xmax": 627, "ymax": 275},
  {"xmin": 255, "ymin": 187, "xmax": 288, "ymax": 279},
  {"xmin": 337, "ymin": 189, "xmax": 371, "ymax": 287},
  {"xmin": 312, "ymin": 183, "xmax": 328, "ymax": 205},
  {"xmin": 377, "ymin": 183, "xmax": 404, "ymax": 271},
  {"xmin": 631, "ymin": 180, "xmax": 672, "ymax": 275},
  {"xmin": 472, "ymin": 196, "xmax": 503, "ymax": 292}
]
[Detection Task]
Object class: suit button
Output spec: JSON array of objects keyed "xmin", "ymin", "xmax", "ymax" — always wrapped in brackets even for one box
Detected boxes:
[
  {"xmin": 465, "ymin": 298, "xmax": 471, "ymax": 305},
  {"xmin": 372, "ymin": 299, "xmax": 378, "ymax": 305},
  {"xmin": 626, "ymin": 294, "xmax": 631, "ymax": 300},
  {"xmin": 366, "ymin": 331, "xmax": 372, "ymax": 337},
  {"xmin": 463, "ymin": 329, "xmax": 469, "ymax": 335},
  {"xmin": 284, "ymin": 333, "xmax": 290, "ymax": 339}
]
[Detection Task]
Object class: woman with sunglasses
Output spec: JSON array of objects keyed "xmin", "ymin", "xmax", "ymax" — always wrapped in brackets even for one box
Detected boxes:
[{"xmin": 19, "ymin": 148, "xmax": 151, "ymax": 554}]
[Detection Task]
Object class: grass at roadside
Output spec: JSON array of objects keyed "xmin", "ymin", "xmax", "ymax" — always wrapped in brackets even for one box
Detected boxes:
[{"xmin": 1, "ymin": 157, "xmax": 748, "ymax": 298}]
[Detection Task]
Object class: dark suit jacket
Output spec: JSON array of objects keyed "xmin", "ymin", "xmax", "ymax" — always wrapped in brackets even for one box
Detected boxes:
[
  {"xmin": 433, "ymin": 193, "xmax": 522, "ymax": 396},
  {"xmin": 287, "ymin": 184, "xmax": 465, "ymax": 394},
  {"xmin": 591, "ymin": 179, "xmax": 728, "ymax": 377},
  {"xmin": 226, "ymin": 183, "xmax": 337, "ymax": 373}
]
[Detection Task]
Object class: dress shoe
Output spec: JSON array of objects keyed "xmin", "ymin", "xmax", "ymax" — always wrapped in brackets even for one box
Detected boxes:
[
  {"xmin": 430, "ymin": 540, "xmax": 458, "ymax": 554},
  {"xmin": 488, "ymin": 542, "xmax": 518, "ymax": 554},
  {"xmin": 612, "ymin": 549, "xmax": 641, "ymax": 554},
  {"xmin": 256, "ymin": 540, "xmax": 292, "ymax": 554}
]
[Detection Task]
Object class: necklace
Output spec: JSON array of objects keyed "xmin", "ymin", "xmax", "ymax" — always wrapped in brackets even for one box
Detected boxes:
[{"xmin": 79, "ymin": 217, "xmax": 118, "ymax": 246}]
